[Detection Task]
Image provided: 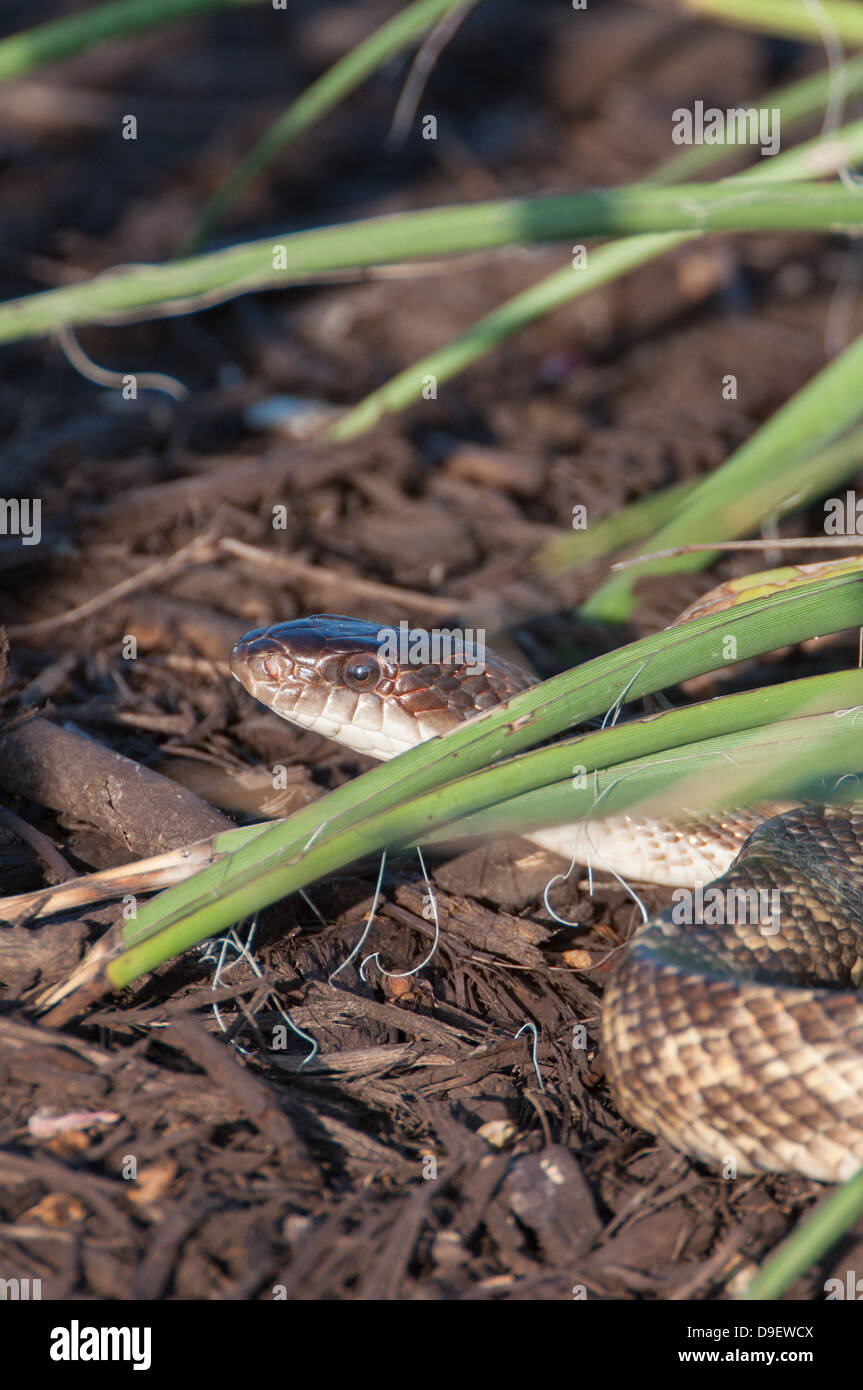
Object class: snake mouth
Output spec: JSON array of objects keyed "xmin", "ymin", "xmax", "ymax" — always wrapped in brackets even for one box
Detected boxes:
[{"xmin": 230, "ymin": 616, "xmax": 413, "ymax": 754}]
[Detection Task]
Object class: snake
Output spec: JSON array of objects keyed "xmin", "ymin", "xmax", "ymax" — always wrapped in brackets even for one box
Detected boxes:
[{"xmin": 230, "ymin": 613, "xmax": 863, "ymax": 1184}]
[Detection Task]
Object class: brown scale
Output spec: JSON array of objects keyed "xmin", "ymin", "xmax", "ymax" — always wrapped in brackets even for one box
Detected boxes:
[
  {"xmin": 601, "ymin": 802, "xmax": 863, "ymax": 1181},
  {"xmin": 232, "ymin": 614, "xmax": 863, "ymax": 1180}
]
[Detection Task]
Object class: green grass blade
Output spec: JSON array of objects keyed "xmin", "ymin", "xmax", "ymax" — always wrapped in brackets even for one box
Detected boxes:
[
  {"xmin": 418, "ymin": 669, "xmax": 863, "ymax": 844},
  {"xmin": 583, "ymin": 328, "xmax": 863, "ymax": 622},
  {"xmin": 327, "ymin": 238, "xmax": 688, "ymax": 441},
  {"xmin": 0, "ymin": 0, "xmax": 263, "ymax": 83},
  {"xmin": 540, "ymin": 421, "xmax": 863, "ymax": 579},
  {"xmin": 650, "ymin": 52, "xmax": 863, "ymax": 184},
  {"xmin": 535, "ymin": 480, "xmax": 700, "ymax": 575},
  {"xmin": 187, "ymin": 0, "xmax": 863, "ymax": 247},
  {"xmin": 417, "ymin": 712, "xmax": 863, "ymax": 850},
  {"xmin": 89, "ymin": 568, "xmax": 863, "ymax": 989},
  {"xmin": 684, "ymin": 0, "xmax": 863, "ymax": 45},
  {"xmin": 3, "ymin": 179, "xmax": 863, "ymax": 345},
  {"xmin": 184, "ymin": 0, "xmax": 480, "ymax": 252},
  {"xmin": 739, "ymin": 1166, "xmax": 863, "ymax": 1299},
  {"xmin": 328, "ymin": 112, "xmax": 863, "ymax": 440}
]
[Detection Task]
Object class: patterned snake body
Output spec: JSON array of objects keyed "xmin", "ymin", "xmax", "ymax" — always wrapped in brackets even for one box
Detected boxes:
[{"xmin": 232, "ymin": 615, "xmax": 863, "ymax": 1182}]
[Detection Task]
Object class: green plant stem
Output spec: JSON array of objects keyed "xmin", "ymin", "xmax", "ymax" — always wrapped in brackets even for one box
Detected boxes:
[
  {"xmin": 582, "ymin": 328, "xmax": 863, "ymax": 622},
  {"xmin": 100, "ymin": 570, "xmax": 863, "ymax": 988},
  {"xmin": 0, "ymin": 0, "xmax": 264, "ymax": 83},
  {"xmin": 2, "ymin": 179, "xmax": 863, "ymax": 345},
  {"xmin": 418, "ymin": 670, "xmax": 863, "ymax": 845},
  {"xmin": 651, "ymin": 51, "xmax": 863, "ymax": 184},
  {"xmin": 539, "ymin": 421, "xmax": 863, "ymax": 578},
  {"xmin": 184, "ymin": 0, "xmax": 480, "ymax": 252},
  {"xmin": 683, "ymin": 0, "xmax": 863, "ymax": 45},
  {"xmin": 328, "ymin": 112, "xmax": 863, "ymax": 440},
  {"xmin": 535, "ymin": 480, "xmax": 700, "ymax": 575},
  {"xmin": 739, "ymin": 1167, "xmax": 863, "ymax": 1299},
  {"xmin": 418, "ymin": 709, "xmax": 863, "ymax": 850}
]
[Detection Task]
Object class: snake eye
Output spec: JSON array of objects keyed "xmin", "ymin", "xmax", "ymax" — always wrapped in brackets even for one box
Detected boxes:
[{"xmin": 343, "ymin": 656, "xmax": 381, "ymax": 691}]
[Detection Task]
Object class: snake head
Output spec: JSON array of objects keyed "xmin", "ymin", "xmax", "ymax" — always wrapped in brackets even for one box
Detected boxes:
[{"xmin": 231, "ymin": 613, "xmax": 535, "ymax": 759}]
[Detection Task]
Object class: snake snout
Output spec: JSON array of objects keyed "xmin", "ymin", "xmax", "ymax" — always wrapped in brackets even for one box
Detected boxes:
[{"xmin": 231, "ymin": 628, "xmax": 295, "ymax": 694}]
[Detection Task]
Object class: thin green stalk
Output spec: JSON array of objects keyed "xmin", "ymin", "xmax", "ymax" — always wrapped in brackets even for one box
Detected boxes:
[
  {"xmin": 739, "ymin": 1167, "xmax": 863, "ymax": 1299},
  {"xmin": 582, "ymin": 327, "xmax": 863, "ymax": 622},
  {"xmin": 417, "ymin": 707, "xmax": 863, "ymax": 849},
  {"xmin": 24, "ymin": 664, "xmax": 858, "ymax": 934},
  {"xmin": 538, "ymin": 421, "xmax": 863, "ymax": 578},
  {"xmin": 536, "ymin": 480, "xmax": 700, "ymax": 575},
  {"xmin": 184, "ymin": 0, "xmax": 480, "ymax": 252},
  {"xmin": 418, "ymin": 671, "xmax": 863, "ymax": 845},
  {"xmin": 684, "ymin": 0, "xmax": 863, "ymax": 45},
  {"xmin": 194, "ymin": 0, "xmax": 860, "ymax": 246},
  {"xmin": 5, "ymin": 182, "xmax": 863, "ymax": 345},
  {"xmin": 0, "ymin": 0, "xmax": 263, "ymax": 83},
  {"xmin": 649, "ymin": 52, "xmax": 863, "ymax": 185},
  {"xmin": 73, "ymin": 567, "xmax": 863, "ymax": 989},
  {"xmin": 328, "ymin": 113, "xmax": 863, "ymax": 440},
  {"xmin": 327, "ymin": 237, "xmax": 687, "ymax": 441}
]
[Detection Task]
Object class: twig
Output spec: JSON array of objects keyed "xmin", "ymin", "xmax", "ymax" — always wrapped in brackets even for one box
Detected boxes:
[
  {"xmin": 612, "ymin": 536, "xmax": 863, "ymax": 569},
  {"xmin": 0, "ymin": 806, "xmax": 75, "ymax": 883},
  {"xmin": 219, "ymin": 537, "xmax": 460, "ymax": 615},
  {"xmin": 0, "ymin": 832, "xmax": 248, "ymax": 925},
  {"xmin": 7, "ymin": 529, "xmax": 220, "ymax": 639}
]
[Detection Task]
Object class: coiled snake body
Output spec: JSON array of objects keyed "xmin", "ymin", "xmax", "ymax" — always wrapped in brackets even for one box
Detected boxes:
[{"xmin": 231, "ymin": 615, "xmax": 863, "ymax": 1183}]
